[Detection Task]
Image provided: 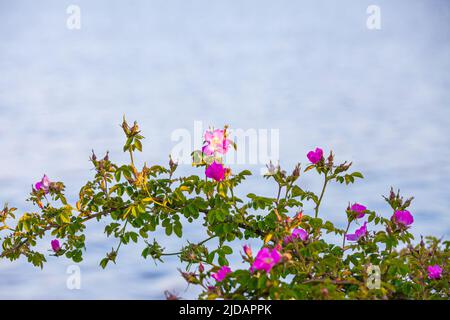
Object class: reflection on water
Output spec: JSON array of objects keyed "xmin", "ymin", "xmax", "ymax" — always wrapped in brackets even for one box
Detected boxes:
[{"xmin": 0, "ymin": 0, "xmax": 449, "ymax": 299}]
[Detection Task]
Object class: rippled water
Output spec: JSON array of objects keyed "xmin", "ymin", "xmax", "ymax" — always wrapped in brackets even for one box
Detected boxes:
[{"xmin": 0, "ymin": 0, "xmax": 449, "ymax": 299}]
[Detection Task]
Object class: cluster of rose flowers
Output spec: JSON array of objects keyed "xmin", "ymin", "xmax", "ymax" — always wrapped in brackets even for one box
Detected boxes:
[
  {"xmin": 202, "ymin": 128, "xmax": 232, "ymax": 181},
  {"xmin": 34, "ymin": 127, "xmax": 444, "ymax": 283}
]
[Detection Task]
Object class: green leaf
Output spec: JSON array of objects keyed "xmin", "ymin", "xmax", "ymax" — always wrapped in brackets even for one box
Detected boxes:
[
  {"xmin": 221, "ymin": 245, "xmax": 233, "ymax": 255},
  {"xmin": 165, "ymin": 224, "xmax": 173, "ymax": 236},
  {"xmin": 174, "ymin": 222, "xmax": 182, "ymax": 238},
  {"xmin": 114, "ymin": 169, "xmax": 122, "ymax": 182},
  {"xmin": 291, "ymin": 185, "xmax": 304, "ymax": 197},
  {"xmin": 100, "ymin": 258, "xmax": 109, "ymax": 269},
  {"xmin": 60, "ymin": 211, "xmax": 71, "ymax": 224},
  {"xmin": 207, "ymin": 251, "xmax": 216, "ymax": 264},
  {"xmin": 134, "ymin": 139, "xmax": 143, "ymax": 152},
  {"xmin": 352, "ymin": 172, "xmax": 364, "ymax": 179},
  {"xmin": 344, "ymin": 175, "xmax": 354, "ymax": 185},
  {"xmin": 218, "ymin": 255, "xmax": 228, "ymax": 266}
]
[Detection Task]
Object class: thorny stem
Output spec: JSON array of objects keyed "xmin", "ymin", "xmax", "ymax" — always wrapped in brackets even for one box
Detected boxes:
[
  {"xmin": 342, "ymin": 219, "xmax": 352, "ymax": 248},
  {"xmin": 314, "ymin": 172, "xmax": 328, "ymax": 218},
  {"xmin": 160, "ymin": 235, "xmax": 217, "ymax": 256},
  {"xmin": 114, "ymin": 220, "xmax": 129, "ymax": 255},
  {"xmin": 129, "ymin": 150, "xmax": 135, "ymax": 167},
  {"xmin": 275, "ymin": 184, "xmax": 282, "ymax": 205}
]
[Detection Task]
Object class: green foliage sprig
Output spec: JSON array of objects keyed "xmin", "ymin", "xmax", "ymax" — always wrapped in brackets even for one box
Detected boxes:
[{"xmin": 0, "ymin": 118, "xmax": 448, "ymax": 300}]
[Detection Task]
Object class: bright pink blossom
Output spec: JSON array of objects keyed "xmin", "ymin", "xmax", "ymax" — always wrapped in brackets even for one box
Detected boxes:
[
  {"xmin": 51, "ymin": 239, "xmax": 61, "ymax": 252},
  {"xmin": 350, "ymin": 203, "xmax": 367, "ymax": 218},
  {"xmin": 251, "ymin": 247, "xmax": 281, "ymax": 273},
  {"xmin": 307, "ymin": 148, "xmax": 323, "ymax": 164},
  {"xmin": 284, "ymin": 228, "xmax": 308, "ymax": 244},
  {"xmin": 427, "ymin": 265, "xmax": 442, "ymax": 280},
  {"xmin": 35, "ymin": 175, "xmax": 51, "ymax": 194},
  {"xmin": 202, "ymin": 129, "xmax": 232, "ymax": 155},
  {"xmin": 205, "ymin": 161, "xmax": 226, "ymax": 181},
  {"xmin": 393, "ymin": 210, "xmax": 414, "ymax": 227},
  {"xmin": 211, "ymin": 265, "xmax": 231, "ymax": 282},
  {"xmin": 345, "ymin": 222, "xmax": 368, "ymax": 242}
]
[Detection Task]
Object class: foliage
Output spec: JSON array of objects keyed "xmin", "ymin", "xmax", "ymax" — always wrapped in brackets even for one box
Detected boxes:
[{"xmin": 0, "ymin": 118, "xmax": 448, "ymax": 300}]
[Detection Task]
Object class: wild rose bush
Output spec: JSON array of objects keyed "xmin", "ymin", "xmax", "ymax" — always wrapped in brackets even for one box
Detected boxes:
[{"xmin": 0, "ymin": 118, "xmax": 448, "ymax": 300}]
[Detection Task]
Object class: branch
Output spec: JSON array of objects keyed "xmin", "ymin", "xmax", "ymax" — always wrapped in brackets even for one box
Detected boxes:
[
  {"xmin": 302, "ymin": 278, "xmax": 359, "ymax": 285},
  {"xmin": 314, "ymin": 172, "xmax": 329, "ymax": 218},
  {"xmin": 0, "ymin": 209, "xmax": 112, "ymax": 258},
  {"xmin": 160, "ymin": 235, "xmax": 217, "ymax": 256}
]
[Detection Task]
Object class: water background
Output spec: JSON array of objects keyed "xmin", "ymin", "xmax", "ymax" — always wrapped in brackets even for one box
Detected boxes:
[{"xmin": 0, "ymin": 0, "xmax": 449, "ymax": 299}]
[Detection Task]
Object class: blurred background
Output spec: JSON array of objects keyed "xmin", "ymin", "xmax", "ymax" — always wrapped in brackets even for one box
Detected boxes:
[{"xmin": 0, "ymin": 0, "xmax": 449, "ymax": 299}]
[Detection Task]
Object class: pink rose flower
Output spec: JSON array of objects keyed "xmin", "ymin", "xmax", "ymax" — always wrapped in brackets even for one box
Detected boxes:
[
  {"xmin": 35, "ymin": 175, "xmax": 51, "ymax": 194},
  {"xmin": 202, "ymin": 129, "xmax": 232, "ymax": 155},
  {"xmin": 427, "ymin": 264, "xmax": 442, "ymax": 280},
  {"xmin": 212, "ymin": 265, "xmax": 232, "ymax": 282},
  {"xmin": 393, "ymin": 210, "xmax": 414, "ymax": 227},
  {"xmin": 307, "ymin": 148, "xmax": 323, "ymax": 164},
  {"xmin": 284, "ymin": 228, "xmax": 308, "ymax": 244},
  {"xmin": 345, "ymin": 222, "xmax": 368, "ymax": 242},
  {"xmin": 251, "ymin": 247, "xmax": 281, "ymax": 273},
  {"xmin": 51, "ymin": 239, "xmax": 61, "ymax": 252},
  {"xmin": 350, "ymin": 203, "xmax": 367, "ymax": 218},
  {"xmin": 205, "ymin": 161, "xmax": 227, "ymax": 181}
]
